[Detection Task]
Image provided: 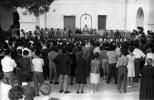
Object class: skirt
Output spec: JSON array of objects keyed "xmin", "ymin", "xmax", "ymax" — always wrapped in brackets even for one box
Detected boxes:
[{"xmin": 90, "ymin": 73, "xmax": 100, "ymax": 84}]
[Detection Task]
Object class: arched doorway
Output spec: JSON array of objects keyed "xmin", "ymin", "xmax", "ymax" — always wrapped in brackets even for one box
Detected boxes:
[
  {"xmin": 80, "ymin": 13, "xmax": 92, "ymax": 29},
  {"xmin": 136, "ymin": 7, "xmax": 144, "ymax": 28}
]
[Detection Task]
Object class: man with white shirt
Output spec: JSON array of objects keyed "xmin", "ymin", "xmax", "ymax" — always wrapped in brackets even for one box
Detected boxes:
[
  {"xmin": 32, "ymin": 50, "xmax": 44, "ymax": 96},
  {"xmin": 1, "ymin": 49, "xmax": 17, "ymax": 86},
  {"xmin": 133, "ymin": 42, "xmax": 145, "ymax": 82}
]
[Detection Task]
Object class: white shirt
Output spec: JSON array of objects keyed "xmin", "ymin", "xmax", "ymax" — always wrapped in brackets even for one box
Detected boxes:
[
  {"xmin": 145, "ymin": 53, "xmax": 154, "ymax": 66},
  {"xmin": 133, "ymin": 48, "xmax": 145, "ymax": 59},
  {"xmin": 32, "ymin": 57, "xmax": 44, "ymax": 72},
  {"xmin": 93, "ymin": 47, "xmax": 101, "ymax": 54},
  {"xmin": 115, "ymin": 47, "xmax": 121, "ymax": 57},
  {"xmin": 0, "ymin": 82, "xmax": 12, "ymax": 100},
  {"xmin": 1, "ymin": 56, "xmax": 17, "ymax": 72}
]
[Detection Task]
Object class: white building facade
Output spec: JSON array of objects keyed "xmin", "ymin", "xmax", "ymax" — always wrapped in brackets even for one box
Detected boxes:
[{"xmin": 0, "ymin": 0, "xmax": 154, "ymax": 32}]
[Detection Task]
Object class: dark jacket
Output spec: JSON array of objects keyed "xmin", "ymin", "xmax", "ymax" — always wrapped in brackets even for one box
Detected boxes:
[{"xmin": 53, "ymin": 54, "xmax": 72, "ymax": 75}]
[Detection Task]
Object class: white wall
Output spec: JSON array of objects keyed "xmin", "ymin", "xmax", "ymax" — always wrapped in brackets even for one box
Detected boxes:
[
  {"xmin": 17, "ymin": 8, "xmax": 36, "ymax": 32},
  {"xmin": 126, "ymin": 0, "xmax": 153, "ymax": 32},
  {"xmin": 1, "ymin": 0, "xmax": 153, "ymax": 32},
  {"xmin": 39, "ymin": 0, "xmax": 126, "ymax": 30}
]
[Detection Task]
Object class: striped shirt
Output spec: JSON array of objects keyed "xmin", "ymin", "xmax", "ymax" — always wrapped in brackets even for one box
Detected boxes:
[{"xmin": 99, "ymin": 50, "xmax": 108, "ymax": 59}]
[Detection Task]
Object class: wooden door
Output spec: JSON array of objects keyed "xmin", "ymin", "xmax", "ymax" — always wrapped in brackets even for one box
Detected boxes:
[
  {"xmin": 64, "ymin": 16, "xmax": 76, "ymax": 32},
  {"xmin": 98, "ymin": 15, "xmax": 106, "ymax": 30}
]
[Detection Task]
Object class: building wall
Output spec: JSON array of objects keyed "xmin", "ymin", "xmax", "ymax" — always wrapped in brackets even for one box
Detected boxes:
[
  {"xmin": 1, "ymin": 0, "xmax": 153, "ymax": 32},
  {"xmin": 127, "ymin": 0, "xmax": 154, "ymax": 32},
  {"xmin": 39, "ymin": 0, "xmax": 127, "ymax": 30},
  {"xmin": 0, "ymin": 6, "xmax": 16, "ymax": 31},
  {"xmin": 17, "ymin": 8, "xmax": 36, "ymax": 32}
]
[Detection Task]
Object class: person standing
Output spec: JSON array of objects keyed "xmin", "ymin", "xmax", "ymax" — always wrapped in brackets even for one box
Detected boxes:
[
  {"xmin": 48, "ymin": 46, "xmax": 59, "ymax": 84},
  {"xmin": 127, "ymin": 46, "xmax": 135, "ymax": 87},
  {"xmin": 116, "ymin": 48, "xmax": 128, "ymax": 93},
  {"xmin": 90, "ymin": 52, "xmax": 101, "ymax": 93},
  {"xmin": 1, "ymin": 49, "xmax": 17, "ymax": 86},
  {"xmin": 75, "ymin": 51, "xmax": 87, "ymax": 93},
  {"xmin": 53, "ymin": 47, "xmax": 72, "ymax": 94},
  {"xmin": 32, "ymin": 50, "xmax": 44, "ymax": 96},
  {"xmin": 133, "ymin": 42, "xmax": 145, "ymax": 82},
  {"xmin": 139, "ymin": 58, "xmax": 154, "ymax": 100},
  {"xmin": 106, "ymin": 44, "xmax": 118, "ymax": 84},
  {"xmin": 99, "ymin": 44, "xmax": 108, "ymax": 80}
]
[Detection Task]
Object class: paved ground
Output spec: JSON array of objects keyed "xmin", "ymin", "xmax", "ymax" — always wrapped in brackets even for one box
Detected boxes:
[{"xmin": 47, "ymin": 78, "xmax": 140, "ymax": 100}]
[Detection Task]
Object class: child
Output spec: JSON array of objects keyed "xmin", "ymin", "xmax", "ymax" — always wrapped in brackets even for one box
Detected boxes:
[
  {"xmin": 90, "ymin": 52, "xmax": 101, "ymax": 93},
  {"xmin": 116, "ymin": 47, "xmax": 128, "ymax": 93},
  {"xmin": 32, "ymin": 50, "xmax": 44, "ymax": 96},
  {"xmin": 127, "ymin": 46, "xmax": 135, "ymax": 87}
]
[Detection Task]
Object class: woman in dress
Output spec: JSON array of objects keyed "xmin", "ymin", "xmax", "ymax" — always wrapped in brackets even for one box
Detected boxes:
[
  {"xmin": 139, "ymin": 58, "xmax": 154, "ymax": 100},
  {"xmin": 75, "ymin": 50, "xmax": 87, "ymax": 93},
  {"xmin": 127, "ymin": 46, "xmax": 135, "ymax": 87}
]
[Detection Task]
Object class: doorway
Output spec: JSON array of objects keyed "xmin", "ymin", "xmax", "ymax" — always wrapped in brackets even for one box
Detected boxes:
[
  {"xmin": 98, "ymin": 15, "xmax": 106, "ymax": 30},
  {"xmin": 13, "ymin": 12, "xmax": 20, "ymax": 28},
  {"xmin": 136, "ymin": 7, "xmax": 144, "ymax": 28},
  {"xmin": 64, "ymin": 16, "xmax": 76, "ymax": 32}
]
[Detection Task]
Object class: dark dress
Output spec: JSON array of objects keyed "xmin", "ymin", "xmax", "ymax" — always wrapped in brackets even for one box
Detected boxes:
[
  {"xmin": 75, "ymin": 57, "xmax": 87, "ymax": 84},
  {"xmin": 139, "ymin": 65, "xmax": 154, "ymax": 100},
  {"xmin": 68, "ymin": 53, "xmax": 76, "ymax": 77}
]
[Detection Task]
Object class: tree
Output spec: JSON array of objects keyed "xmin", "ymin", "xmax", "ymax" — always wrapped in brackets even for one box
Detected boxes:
[{"xmin": 0, "ymin": 0, "xmax": 54, "ymax": 16}]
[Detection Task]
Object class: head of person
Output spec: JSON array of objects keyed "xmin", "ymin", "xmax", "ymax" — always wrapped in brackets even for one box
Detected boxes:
[
  {"xmin": 4, "ymin": 49, "xmax": 11, "ymax": 56},
  {"xmin": 120, "ymin": 47, "xmax": 128, "ymax": 56},
  {"xmin": 17, "ymin": 49, "xmax": 22, "ymax": 56},
  {"xmin": 35, "ymin": 50, "xmax": 41, "ymax": 57},
  {"xmin": 62, "ymin": 47, "xmax": 67, "ymax": 54},
  {"xmin": 128, "ymin": 46, "xmax": 134, "ymax": 53},
  {"xmin": 93, "ymin": 52, "xmax": 99, "ymax": 59},
  {"xmin": 146, "ymin": 58, "xmax": 152, "ymax": 66},
  {"xmin": 22, "ymin": 50, "xmax": 29, "ymax": 58},
  {"xmin": 39, "ymin": 83, "xmax": 51, "ymax": 96},
  {"xmin": 9, "ymin": 86, "xmax": 25, "ymax": 100}
]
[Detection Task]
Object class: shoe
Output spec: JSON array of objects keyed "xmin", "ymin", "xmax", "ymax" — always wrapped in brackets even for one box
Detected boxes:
[
  {"xmin": 59, "ymin": 90, "xmax": 63, "ymax": 93},
  {"xmin": 76, "ymin": 91, "xmax": 79, "ymax": 94},
  {"xmin": 54, "ymin": 82, "xmax": 59, "ymax": 85},
  {"xmin": 64, "ymin": 91, "xmax": 71, "ymax": 94},
  {"xmin": 106, "ymin": 81, "xmax": 110, "ymax": 84},
  {"xmin": 49, "ymin": 81, "xmax": 53, "ymax": 84},
  {"xmin": 81, "ymin": 90, "xmax": 84, "ymax": 94}
]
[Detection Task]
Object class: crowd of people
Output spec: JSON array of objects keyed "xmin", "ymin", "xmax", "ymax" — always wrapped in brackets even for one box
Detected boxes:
[{"xmin": 0, "ymin": 26, "xmax": 154, "ymax": 100}]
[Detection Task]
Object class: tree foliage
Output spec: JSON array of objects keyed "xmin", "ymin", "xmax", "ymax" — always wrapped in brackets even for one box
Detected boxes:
[{"xmin": 0, "ymin": 0, "xmax": 54, "ymax": 16}]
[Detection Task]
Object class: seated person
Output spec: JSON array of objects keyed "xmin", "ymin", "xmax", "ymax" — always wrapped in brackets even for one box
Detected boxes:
[
  {"xmin": 34, "ymin": 82, "xmax": 60, "ymax": 100},
  {"xmin": 8, "ymin": 86, "xmax": 25, "ymax": 100},
  {"xmin": 21, "ymin": 82, "xmax": 35, "ymax": 100}
]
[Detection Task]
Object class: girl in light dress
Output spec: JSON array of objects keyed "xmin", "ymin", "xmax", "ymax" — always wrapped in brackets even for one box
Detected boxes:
[{"xmin": 127, "ymin": 46, "xmax": 135, "ymax": 87}]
